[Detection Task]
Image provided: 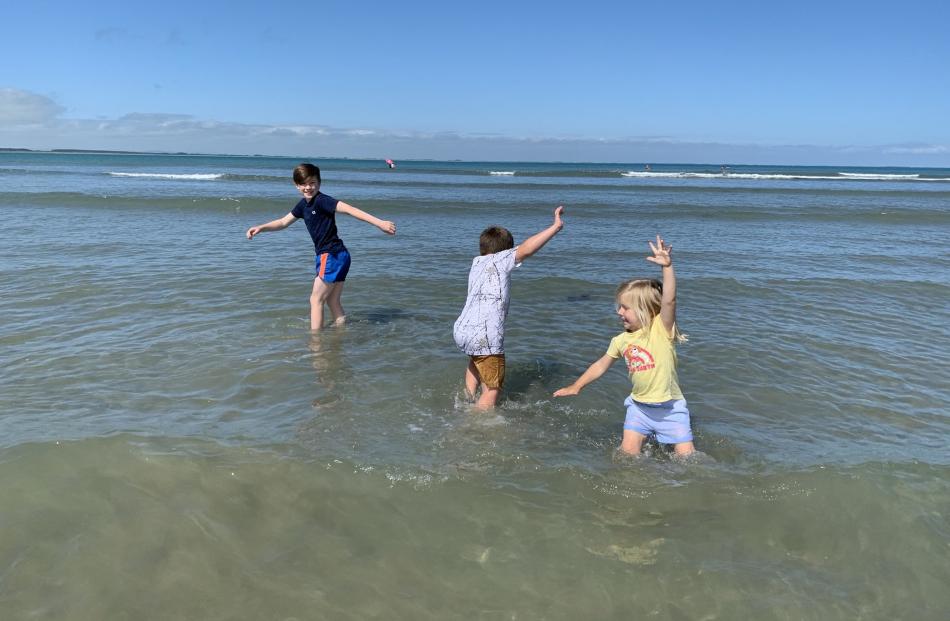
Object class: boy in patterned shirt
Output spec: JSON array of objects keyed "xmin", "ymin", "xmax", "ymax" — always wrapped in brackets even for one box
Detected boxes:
[{"xmin": 453, "ymin": 206, "xmax": 564, "ymax": 409}]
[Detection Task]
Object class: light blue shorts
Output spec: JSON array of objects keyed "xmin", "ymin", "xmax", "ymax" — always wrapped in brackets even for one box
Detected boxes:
[{"xmin": 623, "ymin": 396, "xmax": 693, "ymax": 444}]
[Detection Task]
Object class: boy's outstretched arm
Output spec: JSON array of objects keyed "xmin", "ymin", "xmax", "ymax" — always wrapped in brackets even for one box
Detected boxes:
[
  {"xmin": 246, "ymin": 212, "xmax": 297, "ymax": 239},
  {"xmin": 515, "ymin": 206, "xmax": 564, "ymax": 262},
  {"xmin": 647, "ymin": 234, "xmax": 676, "ymax": 333},
  {"xmin": 336, "ymin": 201, "xmax": 397, "ymax": 235},
  {"xmin": 553, "ymin": 354, "xmax": 615, "ymax": 397}
]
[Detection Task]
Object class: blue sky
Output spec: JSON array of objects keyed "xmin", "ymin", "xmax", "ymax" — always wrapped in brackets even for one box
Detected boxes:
[{"xmin": 1, "ymin": 0, "xmax": 948, "ymax": 165}]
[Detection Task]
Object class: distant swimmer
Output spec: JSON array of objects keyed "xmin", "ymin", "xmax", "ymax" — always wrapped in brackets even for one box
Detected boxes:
[
  {"xmin": 645, "ymin": 164, "xmax": 651, "ymax": 171},
  {"xmin": 720, "ymin": 164, "xmax": 729, "ymax": 175},
  {"xmin": 385, "ymin": 159, "xmax": 396, "ymax": 169}
]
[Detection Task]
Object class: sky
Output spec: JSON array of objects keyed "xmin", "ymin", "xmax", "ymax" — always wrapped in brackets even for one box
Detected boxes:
[{"xmin": 1, "ymin": 0, "xmax": 948, "ymax": 165}]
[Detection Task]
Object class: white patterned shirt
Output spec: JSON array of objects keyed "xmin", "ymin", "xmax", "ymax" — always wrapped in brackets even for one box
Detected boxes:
[{"xmin": 453, "ymin": 248, "xmax": 520, "ymax": 355}]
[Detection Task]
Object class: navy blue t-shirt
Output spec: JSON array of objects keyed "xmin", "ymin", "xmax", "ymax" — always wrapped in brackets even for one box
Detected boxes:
[{"xmin": 291, "ymin": 193, "xmax": 346, "ymax": 255}]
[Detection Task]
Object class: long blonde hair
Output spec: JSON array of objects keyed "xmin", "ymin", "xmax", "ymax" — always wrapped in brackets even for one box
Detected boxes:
[{"xmin": 615, "ymin": 278, "xmax": 687, "ymax": 343}]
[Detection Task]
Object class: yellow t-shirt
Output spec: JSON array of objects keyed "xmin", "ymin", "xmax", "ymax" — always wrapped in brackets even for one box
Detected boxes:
[{"xmin": 606, "ymin": 315, "xmax": 683, "ymax": 403}]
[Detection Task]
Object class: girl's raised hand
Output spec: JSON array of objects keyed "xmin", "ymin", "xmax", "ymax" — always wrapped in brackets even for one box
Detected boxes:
[{"xmin": 646, "ymin": 234, "xmax": 672, "ymax": 267}]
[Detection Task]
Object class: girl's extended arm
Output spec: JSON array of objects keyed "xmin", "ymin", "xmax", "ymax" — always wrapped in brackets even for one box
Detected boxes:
[
  {"xmin": 336, "ymin": 201, "xmax": 397, "ymax": 235},
  {"xmin": 647, "ymin": 235, "xmax": 676, "ymax": 334},
  {"xmin": 552, "ymin": 354, "xmax": 616, "ymax": 397},
  {"xmin": 246, "ymin": 212, "xmax": 297, "ymax": 239},
  {"xmin": 515, "ymin": 206, "xmax": 564, "ymax": 262}
]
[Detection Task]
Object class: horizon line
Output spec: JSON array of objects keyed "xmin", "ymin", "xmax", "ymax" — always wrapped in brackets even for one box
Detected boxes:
[{"xmin": 2, "ymin": 147, "xmax": 947, "ymax": 170}]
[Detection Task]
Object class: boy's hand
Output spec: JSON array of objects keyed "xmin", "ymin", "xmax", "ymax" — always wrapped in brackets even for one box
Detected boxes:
[
  {"xmin": 553, "ymin": 205, "xmax": 565, "ymax": 230},
  {"xmin": 646, "ymin": 234, "xmax": 672, "ymax": 267},
  {"xmin": 246, "ymin": 226, "xmax": 261, "ymax": 240},
  {"xmin": 378, "ymin": 220, "xmax": 397, "ymax": 235},
  {"xmin": 553, "ymin": 384, "xmax": 579, "ymax": 397}
]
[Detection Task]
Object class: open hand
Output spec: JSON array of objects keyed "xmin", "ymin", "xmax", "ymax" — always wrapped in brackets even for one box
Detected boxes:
[
  {"xmin": 646, "ymin": 234, "xmax": 672, "ymax": 267},
  {"xmin": 553, "ymin": 206, "xmax": 565, "ymax": 231},
  {"xmin": 553, "ymin": 385, "xmax": 579, "ymax": 398},
  {"xmin": 379, "ymin": 220, "xmax": 397, "ymax": 235}
]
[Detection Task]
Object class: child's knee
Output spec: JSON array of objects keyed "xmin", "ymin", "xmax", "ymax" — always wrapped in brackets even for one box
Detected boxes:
[
  {"xmin": 476, "ymin": 387, "xmax": 500, "ymax": 408},
  {"xmin": 673, "ymin": 441, "xmax": 695, "ymax": 456},
  {"xmin": 620, "ymin": 430, "xmax": 645, "ymax": 454},
  {"xmin": 619, "ymin": 440, "xmax": 641, "ymax": 455}
]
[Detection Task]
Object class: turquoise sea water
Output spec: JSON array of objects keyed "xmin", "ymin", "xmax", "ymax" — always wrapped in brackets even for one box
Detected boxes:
[{"xmin": 1, "ymin": 152, "xmax": 948, "ymax": 619}]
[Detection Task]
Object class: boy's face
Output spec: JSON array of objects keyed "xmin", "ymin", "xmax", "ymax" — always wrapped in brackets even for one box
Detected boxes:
[{"xmin": 296, "ymin": 177, "xmax": 320, "ymax": 200}]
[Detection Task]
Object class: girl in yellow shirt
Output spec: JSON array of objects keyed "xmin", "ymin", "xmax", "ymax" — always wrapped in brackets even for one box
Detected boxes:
[{"xmin": 554, "ymin": 235, "xmax": 696, "ymax": 457}]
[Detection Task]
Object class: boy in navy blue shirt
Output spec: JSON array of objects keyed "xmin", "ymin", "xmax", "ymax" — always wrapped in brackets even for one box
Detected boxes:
[{"xmin": 246, "ymin": 163, "xmax": 396, "ymax": 331}]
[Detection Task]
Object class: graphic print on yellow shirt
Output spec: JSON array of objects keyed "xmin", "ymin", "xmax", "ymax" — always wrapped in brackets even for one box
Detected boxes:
[
  {"xmin": 606, "ymin": 315, "xmax": 683, "ymax": 403},
  {"xmin": 621, "ymin": 343, "xmax": 655, "ymax": 373}
]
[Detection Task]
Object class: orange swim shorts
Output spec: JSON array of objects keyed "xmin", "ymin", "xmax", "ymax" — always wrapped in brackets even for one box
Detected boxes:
[{"xmin": 471, "ymin": 354, "xmax": 506, "ymax": 389}]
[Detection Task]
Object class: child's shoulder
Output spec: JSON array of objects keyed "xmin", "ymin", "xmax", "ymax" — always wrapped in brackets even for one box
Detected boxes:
[
  {"xmin": 473, "ymin": 247, "xmax": 516, "ymax": 263},
  {"xmin": 479, "ymin": 247, "xmax": 516, "ymax": 257},
  {"xmin": 610, "ymin": 329, "xmax": 635, "ymax": 343},
  {"xmin": 611, "ymin": 326, "xmax": 649, "ymax": 347}
]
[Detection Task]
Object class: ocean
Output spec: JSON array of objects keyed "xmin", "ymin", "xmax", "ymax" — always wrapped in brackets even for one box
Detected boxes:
[{"xmin": 1, "ymin": 151, "xmax": 948, "ymax": 619}]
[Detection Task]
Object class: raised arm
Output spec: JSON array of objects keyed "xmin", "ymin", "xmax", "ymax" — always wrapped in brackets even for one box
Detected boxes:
[
  {"xmin": 647, "ymin": 234, "xmax": 676, "ymax": 334},
  {"xmin": 246, "ymin": 212, "xmax": 297, "ymax": 239},
  {"xmin": 515, "ymin": 206, "xmax": 564, "ymax": 262},
  {"xmin": 552, "ymin": 354, "xmax": 616, "ymax": 397},
  {"xmin": 336, "ymin": 201, "xmax": 396, "ymax": 235}
]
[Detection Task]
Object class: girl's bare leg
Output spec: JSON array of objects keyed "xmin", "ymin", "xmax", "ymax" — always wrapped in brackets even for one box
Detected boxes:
[
  {"xmin": 673, "ymin": 441, "xmax": 696, "ymax": 457},
  {"xmin": 620, "ymin": 429, "xmax": 647, "ymax": 455}
]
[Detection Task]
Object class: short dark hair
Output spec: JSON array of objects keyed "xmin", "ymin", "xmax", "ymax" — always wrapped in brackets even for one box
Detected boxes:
[
  {"xmin": 479, "ymin": 226, "xmax": 514, "ymax": 255},
  {"xmin": 293, "ymin": 163, "xmax": 321, "ymax": 185}
]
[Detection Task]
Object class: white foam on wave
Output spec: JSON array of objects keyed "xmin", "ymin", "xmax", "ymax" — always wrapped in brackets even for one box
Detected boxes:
[
  {"xmin": 620, "ymin": 171, "xmax": 684, "ymax": 178},
  {"xmin": 621, "ymin": 171, "xmax": 947, "ymax": 181},
  {"xmin": 108, "ymin": 172, "xmax": 224, "ymax": 180},
  {"xmin": 621, "ymin": 171, "xmax": 823, "ymax": 180},
  {"xmin": 489, "ymin": 171, "xmax": 515, "ymax": 176},
  {"xmin": 839, "ymin": 172, "xmax": 920, "ymax": 179}
]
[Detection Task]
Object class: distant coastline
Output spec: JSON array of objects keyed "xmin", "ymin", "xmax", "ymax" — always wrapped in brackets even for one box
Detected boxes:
[
  {"xmin": 0, "ymin": 147, "xmax": 196, "ymax": 155},
  {"xmin": 0, "ymin": 147, "xmax": 375, "ymax": 160},
  {"xmin": 2, "ymin": 148, "xmax": 948, "ymax": 171}
]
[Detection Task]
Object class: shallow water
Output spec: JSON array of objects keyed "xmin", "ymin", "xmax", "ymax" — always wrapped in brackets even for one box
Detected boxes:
[{"xmin": 1, "ymin": 153, "xmax": 948, "ymax": 619}]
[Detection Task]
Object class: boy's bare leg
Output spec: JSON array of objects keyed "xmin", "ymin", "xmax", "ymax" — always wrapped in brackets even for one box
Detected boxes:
[
  {"xmin": 309, "ymin": 278, "xmax": 332, "ymax": 331},
  {"xmin": 672, "ymin": 441, "xmax": 696, "ymax": 457},
  {"xmin": 326, "ymin": 282, "xmax": 346, "ymax": 325},
  {"xmin": 464, "ymin": 359, "xmax": 480, "ymax": 401},
  {"xmin": 620, "ymin": 429, "xmax": 647, "ymax": 455},
  {"xmin": 475, "ymin": 386, "xmax": 500, "ymax": 410}
]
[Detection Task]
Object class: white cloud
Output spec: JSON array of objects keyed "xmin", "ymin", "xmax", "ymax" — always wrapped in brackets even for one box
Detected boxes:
[
  {"xmin": 1, "ymin": 88, "xmax": 948, "ymax": 166},
  {"xmin": 882, "ymin": 144, "xmax": 949, "ymax": 155},
  {"xmin": 0, "ymin": 88, "xmax": 66, "ymax": 125},
  {"xmin": 118, "ymin": 112, "xmax": 195, "ymax": 123}
]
